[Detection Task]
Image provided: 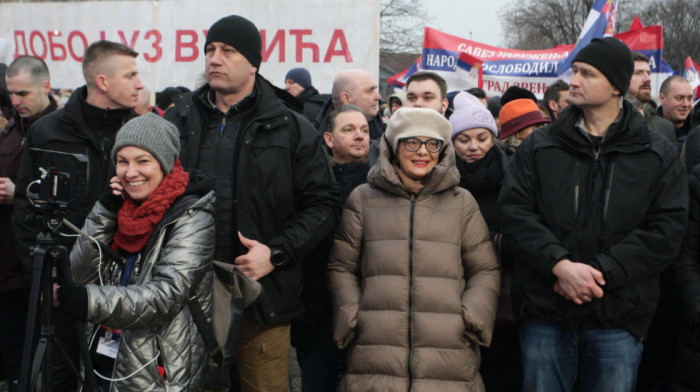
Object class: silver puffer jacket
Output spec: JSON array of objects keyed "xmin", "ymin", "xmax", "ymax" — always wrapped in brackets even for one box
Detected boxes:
[{"xmin": 70, "ymin": 190, "xmax": 215, "ymax": 392}]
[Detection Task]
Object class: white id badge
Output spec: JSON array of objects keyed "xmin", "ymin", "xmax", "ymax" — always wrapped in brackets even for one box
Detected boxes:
[{"xmin": 96, "ymin": 336, "xmax": 120, "ymax": 359}]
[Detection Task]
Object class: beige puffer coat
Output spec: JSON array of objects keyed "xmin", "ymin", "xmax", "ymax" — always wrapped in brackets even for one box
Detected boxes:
[
  {"xmin": 70, "ymin": 190, "xmax": 214, "ymax": 391},
  {"xmin": 329, "ymin": 138, "xmax": 500, "ymax": 392}
]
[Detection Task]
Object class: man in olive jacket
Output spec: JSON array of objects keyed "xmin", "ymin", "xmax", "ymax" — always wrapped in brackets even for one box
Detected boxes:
[
  {"xmin": 498, "ymin": 38, "xmax": 688, "ymax": 391},
  {"xmin": 164, "ymin": 15, "xmax": 340, "ymax": 392}
]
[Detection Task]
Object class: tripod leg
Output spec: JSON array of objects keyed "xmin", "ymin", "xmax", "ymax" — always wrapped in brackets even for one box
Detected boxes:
[
  {"xmin": 18, "ymin": 247, "xmax": 48, "ymax": 392},
  {"xmin": 57, "ymin": 248, "xmax": 99, "ymax": 392},
  {"xmin": 52, "ymin": 338, "xmax": 82, "ymax": 381},
  {"xmin": 28, "ymin": 337, "xmax": 47, "ymax": 392}
]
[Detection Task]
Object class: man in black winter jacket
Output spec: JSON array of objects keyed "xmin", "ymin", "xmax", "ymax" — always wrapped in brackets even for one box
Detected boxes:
[
  {"xmin": 284, "ymin": 67, "xmax": 329, "ymax": 123},
  {"xmin": 1, "ymin": 55, "xmax": 57, "ymax": 391},
  {"xmin": 498, "ymin": 38, "xmax": 688, "ymax": 392},
  {"xmin": 163, "ymin": 15, "xmax": 340, "ymax": 392},
  {"xmin": 12, "ymin": 40, "xmax": 142, "ymax": 392}
]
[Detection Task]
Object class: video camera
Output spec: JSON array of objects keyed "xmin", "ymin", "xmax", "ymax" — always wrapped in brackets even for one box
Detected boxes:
[{"xmin": 27, "ymin": 148, "xmax": 88, "ymax": 208}]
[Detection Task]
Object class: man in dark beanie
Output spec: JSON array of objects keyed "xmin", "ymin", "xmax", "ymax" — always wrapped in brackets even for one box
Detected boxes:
[
  {"xmin": 284, "ymin": 67, "xmax": 329, "ymax": 123},
  {"xmin": 498, "ymin": 37, "xmax": 687, "ymax": 391},
  {"xmin": 164, "ymin": 15, "xmax": 340, "ymax": 392}
]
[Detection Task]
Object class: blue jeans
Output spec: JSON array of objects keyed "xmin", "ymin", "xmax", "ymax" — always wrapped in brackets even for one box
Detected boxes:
[{"xmin": 520, "ymin": 317, "xmax": 643, "ymax": 392}]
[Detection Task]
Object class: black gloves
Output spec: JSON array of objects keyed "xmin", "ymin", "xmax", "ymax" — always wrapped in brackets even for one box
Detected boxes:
[
  {"xmin": 57, "ymin": 283, "xmax": 88, "ymax": 321},
  {"xmin": 99, "ymin": 188, "xmax": 124, "ymax": 213}
]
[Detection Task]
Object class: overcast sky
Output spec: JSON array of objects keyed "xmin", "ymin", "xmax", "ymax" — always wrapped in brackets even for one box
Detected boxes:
[{"xmin": 421, "ymin": 0, "xmax": 511, "ymax": 47}]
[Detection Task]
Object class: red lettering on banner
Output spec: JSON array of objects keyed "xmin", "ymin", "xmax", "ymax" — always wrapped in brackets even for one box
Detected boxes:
[
  {"xmin": 29, "ymin": 31, "xmax": 47, "ymax": 60},
  {"xmin": 535, "ymin": 82, "xmax": 547, "ymax": 95},
  {"xmin": 529, "ymin": 82, "xmax": 538, "ymax": 94},
  {"xmin": 143, "ymin": 29, "xmax": 162, "ymax": 62},
  {"xmin": 175, "ymin": 30, "xmax": 199, "ymax": 62},
  {"xmin": 289, "ymin": 30, "xmax": 319, "ymax": 63},
  {"xmin": 324, "ymin": 29, "xmax": 352, "ymax": 63},
  {"xmin": 117, "ymin": 30, "xmax": 140, "ymax": 49},
  {"xmin": 48, "ymin": 31, "xmax": 67, "ymax": 61},
  {"xmin": 261, "ymin": 29, "xmax": 285, "ymax": 62},
  {"xmin": 100, "ymin": 31, "xmax": 106, "ymax": 41},
  {"xmin": 485, "ymin": 80, "xmax": 509, "ymax": 94},
  {"xmin": 67, "ymin": 31, "xmax": 88, "ymax": 62},
  {"xmin": 13, "ymin": 31, "xmax": 28, "ymax": 58}
]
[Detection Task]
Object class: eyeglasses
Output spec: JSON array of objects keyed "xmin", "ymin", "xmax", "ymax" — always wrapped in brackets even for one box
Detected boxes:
[{"xmin": 401, "ymin": 137, "xmax": 444, "ymax": 153}]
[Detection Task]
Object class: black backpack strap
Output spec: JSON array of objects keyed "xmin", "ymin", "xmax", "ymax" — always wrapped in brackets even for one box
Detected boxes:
[{"xmin": 187, "ymin": 298, "xmax": 223, "ymax": 366}]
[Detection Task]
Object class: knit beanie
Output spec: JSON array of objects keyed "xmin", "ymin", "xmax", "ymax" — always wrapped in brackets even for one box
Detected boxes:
[
  {"xmin": 501, "ymin": 85, "xmax": 537, "ymax": 106},
  {"xmin": 499, "ymin": 98, "xmax": 550, "ymax": 140},
  {"xmin": 572, "ymin": 37, "xmax": 634, "ymax": 94},
  {"xmin": 449, "ymin": 91, "xmax": 498, "ymax": 139},
  {"xmin": 205, "ymin": 15, "xmax": 262, "ymax": 69},
  {"xmin": 155, "ymin": 87, "xmax": 183, "ymax": 111},
  {"xmin": 285, "ymin": 67, "xmax": 312, "ymax": 89},
  {"xmin": 385, "ymin": 107, "xmax": 452, "ymax": 153},
  {"xmin": 112, "ymin": 113, "xmax": 180, "ymax": 174},
  {"xmin": 487, "ymin": 96, "xmax": 502, "ymax": 119}
]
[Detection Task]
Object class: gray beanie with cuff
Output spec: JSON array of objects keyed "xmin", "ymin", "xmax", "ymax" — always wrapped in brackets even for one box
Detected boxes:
[{"xmin": 112, "ymin": 113, "xmax": 180, "ymax": 174}]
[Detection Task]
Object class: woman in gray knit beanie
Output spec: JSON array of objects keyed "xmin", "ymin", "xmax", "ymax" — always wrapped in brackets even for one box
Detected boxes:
[
  {"xmin": 112, "ymin": 112, "xmax": 180, "ymax": 174},
  {"xmin": 57, "ymin": 113, "xmax": 216, "ymax": 390}
]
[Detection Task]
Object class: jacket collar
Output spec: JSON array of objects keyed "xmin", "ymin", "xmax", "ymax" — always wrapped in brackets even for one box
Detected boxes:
[
  {"xmin": 3, "ymin": 95, "xmax": 58, "ymax": 136},
  {"xmin": 548, "ymin": 99, "xmax": 651, "ymax": 153},
  {"xmin": 189, "ymin": 74, "xmax": 303, "ymax": 122},
  {"xmin": 61, "ymin": 86, "xmax": 135, "ymax": 138}
]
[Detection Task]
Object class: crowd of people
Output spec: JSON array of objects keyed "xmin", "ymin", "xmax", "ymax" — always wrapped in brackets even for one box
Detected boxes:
[{"xmin": 1, "ymin": 13, "xmax": 700, "ymax": 392}]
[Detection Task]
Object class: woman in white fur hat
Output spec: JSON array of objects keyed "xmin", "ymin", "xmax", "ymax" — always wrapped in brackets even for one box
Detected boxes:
[{"xmin": 329, "ymin": 107, "xmax": 500, "ymax": 392}]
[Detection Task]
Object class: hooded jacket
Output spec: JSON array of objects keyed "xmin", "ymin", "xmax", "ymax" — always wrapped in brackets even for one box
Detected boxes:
[
  {"xmin": 499, "ymin": 100, "xmax": 688, "ymax": 338},
  {"xmin": 329, "ymin": 137, "xmax": 500, "ymax": 392},
  {"xmin": 70, "ymin": 181, "xmax": 215, "ymax": 392}
]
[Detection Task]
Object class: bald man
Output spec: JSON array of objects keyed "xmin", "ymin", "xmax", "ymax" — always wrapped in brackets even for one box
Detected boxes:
[{"xmin": 315, "ymin": 69, "xmax": 385, "ymax": 139}]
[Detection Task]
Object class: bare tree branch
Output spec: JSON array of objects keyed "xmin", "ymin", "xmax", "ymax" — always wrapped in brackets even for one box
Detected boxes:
[
  {"xmin": 500, "ymin": 0, "xmax": 700, "ymax": 72},
  {"xmin": 380, "ymin": 0, "xmax": 431, "ymax": 54},
  {"xmin": 635, "ymin": 0, "xmax": 700, "ymax": 70}
]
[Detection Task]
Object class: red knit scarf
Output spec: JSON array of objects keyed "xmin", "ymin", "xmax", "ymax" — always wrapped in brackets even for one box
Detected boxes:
[{"xmin": 111, "ymin": 160, "xmax": 189, "ymax": 253}]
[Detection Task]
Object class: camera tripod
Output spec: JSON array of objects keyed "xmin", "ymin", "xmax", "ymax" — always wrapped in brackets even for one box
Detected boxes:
[{"xmin": 17, "ymin": 212, "xmax": 98, "ymax": 392}]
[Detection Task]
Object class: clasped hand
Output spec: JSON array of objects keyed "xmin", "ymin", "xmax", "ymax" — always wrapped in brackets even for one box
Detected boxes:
[{"xmin": 552, "ymin": 259, "xmax": 605, "ymax": 305}]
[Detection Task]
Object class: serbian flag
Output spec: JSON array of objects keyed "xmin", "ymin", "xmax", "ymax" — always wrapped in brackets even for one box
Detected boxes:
[
  {"xmin": 388, "ymin": 57, "xmax": 421, "ymax": 89},
  {"xmin": 630, "ymin": 15, "xmax": 644, "ymax": 31},
  {"xmin": 386, "ymin": 68, "xmax": 408, "ymax": 88},
  {"xmin": 451, "ymin": 51, "xmax": 483, "ymax": 89},
  {"xmin": 420, "ymin": 28, "xmax": 484, "ymax": 91},
  {"xmin": 579, "ymin": 0, "xmax": 619, "ymax": 41},
  {"xmin": 682, "ymin": 55, "xmax": 700, "ymax": 99},
  {"xmin": 616, "ymin": 23, "xmax": 670, "ymax": 98},
  {"xmin": 558, "ymin": 0, "xmax": 619, "ymax": 76}
]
